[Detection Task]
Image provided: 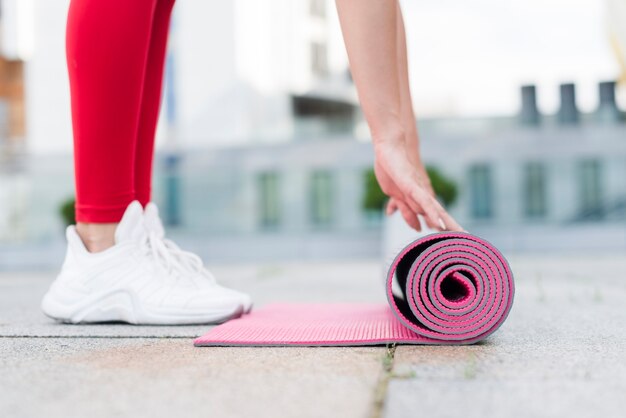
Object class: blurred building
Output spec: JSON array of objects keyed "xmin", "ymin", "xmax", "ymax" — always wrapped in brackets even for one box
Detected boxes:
[
  {"xmin": 607, "ymin": 0, "xmax": 626, "ymax": 85},
  {"xmin": 23, "ymin": 0, "xmax": 359, "ymax": 155},
  {"xmin": 0, "ymin": 0, "xmax": 29, "ymax": 152},
  {"xmin": 2, "ymin": 1, "xmax": 626, "ymax": 267},
  {"xmin": 2, "ymin": 0, "xmax": 366, "ymax": 258},
  {"xmin": 159, "ymin": 81, "xmax": 626, "ymax": 259},
  {"xmin": 169, "ymin": 0, "xmax": 360, "ymax": 146},
  {"xmin": 419, "ymin": 82, "xmax": 626, "ymax": 252},
  {"xmin": 0, "ymin": 0, "xmax": 31, "ymax": 243}
]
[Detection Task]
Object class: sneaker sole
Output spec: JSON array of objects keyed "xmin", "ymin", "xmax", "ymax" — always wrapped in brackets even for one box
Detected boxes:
[{"xmin": 42, "ymin": 289, "xmax": 243, "ymax": 325}]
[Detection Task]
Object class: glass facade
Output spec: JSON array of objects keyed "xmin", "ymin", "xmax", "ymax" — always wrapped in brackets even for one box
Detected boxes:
[
  {"xmin": 578, "ymin": 159, "xmax": 603, "ymax": 219},
  {"xmin": 523, "ymin": 162, "xmax": 547, "ymax": 219},
  {"xmin": 309, "ymin": 170, "xmax": 334, "ymax": 227},
  {"xmin": 258, "ymin": 171, "xmax": 281, "ymax": 229},
  {"xmin": 468, "ymin": 164, "xmax": 493, "ymax": 219}
]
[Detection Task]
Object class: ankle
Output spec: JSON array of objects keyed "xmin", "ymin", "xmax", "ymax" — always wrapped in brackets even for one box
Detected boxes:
[{"xmin": 76, "ymin": 222, "xmax": 118, "ymax": 253}]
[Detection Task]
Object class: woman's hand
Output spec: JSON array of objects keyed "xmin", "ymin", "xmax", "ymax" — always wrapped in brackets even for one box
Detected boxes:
[{"xmin": 374, "ymin": 138, "xmax": 463, "ymax": 232}]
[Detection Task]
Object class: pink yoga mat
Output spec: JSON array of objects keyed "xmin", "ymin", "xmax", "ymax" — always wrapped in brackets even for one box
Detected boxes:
[{"xmin": 195, "ymin": 233, "xmax": 515, "ymax": 346}]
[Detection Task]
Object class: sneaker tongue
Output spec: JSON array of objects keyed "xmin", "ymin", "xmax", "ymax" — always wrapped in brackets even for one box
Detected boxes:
[
  {"xmin": 115, "ymin": 201, "xmax": 147, "ymax": 244},
  {"xmin": 144, "ymin": 202, "xmax": 165, "ymax": 239}
]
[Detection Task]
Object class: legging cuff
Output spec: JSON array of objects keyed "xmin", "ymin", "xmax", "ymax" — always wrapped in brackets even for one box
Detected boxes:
[{"xmin": 75, "ymin": 202, "xmax": 135, "ymax": 223}]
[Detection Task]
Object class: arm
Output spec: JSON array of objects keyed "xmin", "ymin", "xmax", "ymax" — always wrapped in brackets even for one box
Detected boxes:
[
  {"xmin": 335, "ymin": 0, "xmax": 461, "ymax": 231},
  {"xmin": 388, "ymin": 3, "xmax": 436, "ymax": 222}
]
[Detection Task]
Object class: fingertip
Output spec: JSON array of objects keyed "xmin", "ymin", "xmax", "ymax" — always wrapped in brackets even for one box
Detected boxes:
[
  {"xmin": 412, "ymin": 217, "xmax": 422, "ymax": 232},
  {"xmin": 398, "ymin": 202, "xmax": 419, "ymax": 231},
  {"xmin": 428, "ymin": 215, "xmax": 442, "ymax": 231},
  {"xmin": 408, "ymin": 217, "xmax": 420, "ymax": 231},
  {"xmin": 386, "ymin": 199, "xmax": 398, "ymax": 216},
  {"xmin": 440, "ymin": 213, "xmax": 464, "ymax": 233}
]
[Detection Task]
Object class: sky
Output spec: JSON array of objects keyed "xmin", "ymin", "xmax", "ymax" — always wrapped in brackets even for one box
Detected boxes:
[{"xmin": 400, "ymin": 0, "xmax": 619, "ymax": 117}]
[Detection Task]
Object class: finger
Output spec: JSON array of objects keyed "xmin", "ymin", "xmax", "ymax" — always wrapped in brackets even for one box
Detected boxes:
[
  {"xmin": 431, "ymin": 200, "xmax": 464, "ymax": 232},
  {"xmin": 406, "ymin": 188, "xmax": 441, "ymax": 231},
  {"xmin": 402, "ymin": 183, "xmax": 427, "ymax": 216},
  {"xmin": 437, "ymin": 209, "xmax": 463, "ymax": 232},
  {"xmin": 386, "ymin": 199, "xmax": 399, "ymax": 216},
  {"xmin": 421, "ymin": 198, "xmax": 445, "ymax": 231},
  {"xmin": 397, "ymin": 200, "xmax": 421, "ymax": 232},
  {"xmin": 399, "ymin": 177, "xmax": 451, "ymax": 232}
]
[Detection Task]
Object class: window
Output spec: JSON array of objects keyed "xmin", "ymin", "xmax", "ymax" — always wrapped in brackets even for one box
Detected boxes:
[
  {"xmin": 309, "ymin": 170, "xmax": 334, "ymax": 226},
  {"xmin": 523, "ymin": 162, "xmax": 547, "ymax": 218},
  {"xmin": 468, "ymin": 164, "xmax": 493, "ymax": 219},
  {"xmin": 310, "ymin": 0, "xmax": 326, "ymax": 18},
  {"xmin": 311, "ymin": 42, "xmax": 328, "ymax": 77},
  {"xmin": 258, "ymin": 172, "xmax": 281, "ymax": 228},
  {"xmin": 578, "ymin": 159, "xmax": 603, "ymax": 219}
]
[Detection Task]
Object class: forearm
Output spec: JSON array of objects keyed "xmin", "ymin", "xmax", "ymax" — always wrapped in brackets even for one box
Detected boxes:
[
  {"xmin": 336, "ymin": 0, "xmax": 459, "ymax": 231},
  {"xmin": 395, "ymin": 3, "xmax": 421, "ymax": 161},
  {"xmin": 335, "ymin": 0, "xmax": 404, "ymax": 144}
]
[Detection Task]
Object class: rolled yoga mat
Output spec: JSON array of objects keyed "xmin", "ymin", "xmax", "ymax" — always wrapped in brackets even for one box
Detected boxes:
[{"xmin": 195, "ymin": 232, "xmax": 515, "ymax": 346}]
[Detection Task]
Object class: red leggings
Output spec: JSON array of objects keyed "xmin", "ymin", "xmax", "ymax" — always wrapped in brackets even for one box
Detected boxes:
[{"xmin": 67, "ymin": 0, "xmax": 175, "ymax": 223}]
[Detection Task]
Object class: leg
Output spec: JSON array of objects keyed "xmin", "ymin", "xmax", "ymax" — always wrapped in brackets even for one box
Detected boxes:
[
  {"xmin": 135, "ymin": 0, "xmax": 176, "ymax": 206},
  {"xmin": 335, "ymin": 0, "xmax": 461, "ymax": 231},
  {"xmin": 66, "ymin": 0, "xmax": 157, "ymax": 250},
  {"xmin": 46, "ymin": 2, "xmax": 251, "ymax": 321}
]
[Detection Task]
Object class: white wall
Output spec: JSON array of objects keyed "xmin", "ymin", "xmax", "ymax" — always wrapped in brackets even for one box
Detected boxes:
[
  {"xmin": 174, "ymin": 0, "xmax": 296, "ymax": 147},
  {"xmin": 173, "ymin": 0, "xmax": 351, "ymax": 147},
  {"xmin": 0, "ymin": 0, "xmax": 35, "ymax": 60},
  {"xmin": 172, "ymin": 0, "xmax": 241, "ymax": 146},
  {"xmin": 25, "ymin": 0, "xmax": 72, "ymax": 155},
  {"xmin": 23, "ymin": 0, "xmax": 351, "ymax": 153}
]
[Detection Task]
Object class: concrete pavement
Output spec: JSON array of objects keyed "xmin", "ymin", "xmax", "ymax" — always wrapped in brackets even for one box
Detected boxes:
[{"xmin": 1, "ymin": 255, "xmax": 625, "ymax": 418}]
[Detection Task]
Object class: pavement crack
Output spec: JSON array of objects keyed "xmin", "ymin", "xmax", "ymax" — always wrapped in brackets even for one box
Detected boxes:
[{"xmin": 369, "ymin": 343, "xmax": 396, "ymax": 418}]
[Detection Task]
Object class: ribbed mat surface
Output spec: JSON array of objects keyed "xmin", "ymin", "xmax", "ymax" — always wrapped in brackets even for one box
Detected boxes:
[{"xmin": 195, "ymin": 233, "xmax": 515, "ymax": 346}]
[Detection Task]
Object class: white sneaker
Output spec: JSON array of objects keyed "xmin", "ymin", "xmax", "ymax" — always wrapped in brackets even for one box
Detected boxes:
[
  {"xmin": 41, "ymin": 201, "xmax": 244, "ymax": 325},
  {"xmin": 143, "ymin": 202, "xmax": 253, "ymax": 314}
]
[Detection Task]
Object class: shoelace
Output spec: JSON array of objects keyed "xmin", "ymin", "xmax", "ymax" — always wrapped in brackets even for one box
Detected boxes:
[
  {"xmin": 139, "ymin": 232, "xmax": 178, "ymax": 277},
  {"xmin": 161, "ymin": 237, "xmax": 217, "ymax": 284},
  {"xmin": 140, "ymin": 231, "xmax": 217, "ymax": 285}
]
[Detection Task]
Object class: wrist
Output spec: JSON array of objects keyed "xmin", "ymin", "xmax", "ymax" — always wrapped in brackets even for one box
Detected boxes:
[{"xmin": 371, "ymin": 127, "xmax": 406, "ymax": 148}]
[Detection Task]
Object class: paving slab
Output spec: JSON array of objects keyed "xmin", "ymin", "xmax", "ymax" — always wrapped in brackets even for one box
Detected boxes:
[
  {"xmin": 0, "ymin": 338, "xmax": 386, "ymax": 418},
  {"xmin": 384, "ymin": 255, "xmax": 626, "ymax": 418},
  {"xmin": 0, "ymin": 261, "xmax": 386, "ymax": 337},
  {"xmin": 1, "ymin": 255, "xmax": 625, "ymax": 418}
]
